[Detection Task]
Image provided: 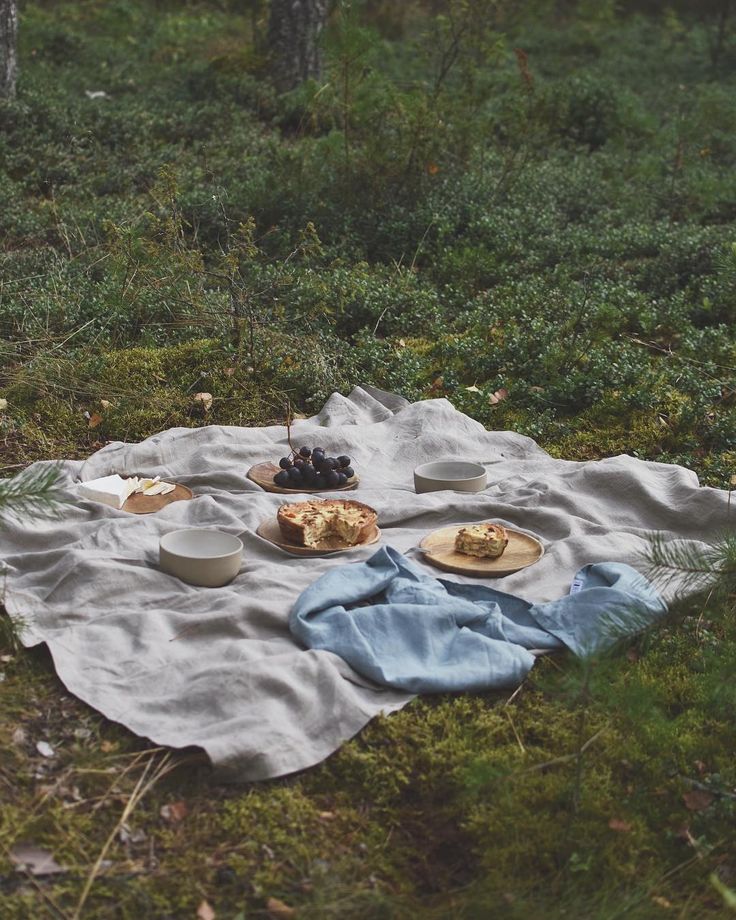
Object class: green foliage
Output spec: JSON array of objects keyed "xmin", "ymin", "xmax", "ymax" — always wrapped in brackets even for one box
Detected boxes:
[{"xmin": 0, "ymin": 465, "xmax": 62, "ymax": 524}]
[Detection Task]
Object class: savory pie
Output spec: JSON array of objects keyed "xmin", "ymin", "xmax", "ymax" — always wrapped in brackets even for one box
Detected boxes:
[
  {"xmin": 454, "ymin": 522, "xmax": 508, "ymax": 558},
  {"xmin": 277, "ymin": 499, "xmax": 378, "ymax": 548}
]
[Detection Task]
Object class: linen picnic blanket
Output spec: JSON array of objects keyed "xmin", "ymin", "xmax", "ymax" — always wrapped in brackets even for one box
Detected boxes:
[{"xmin": 0, "ymin": 387, "xmax": 729, "ymax": 781}]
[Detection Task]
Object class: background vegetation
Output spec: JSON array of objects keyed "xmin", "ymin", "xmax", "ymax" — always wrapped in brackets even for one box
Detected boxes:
[{"xmin": 1, "ymin": 0, "xmax": 735, "ymax": 917}]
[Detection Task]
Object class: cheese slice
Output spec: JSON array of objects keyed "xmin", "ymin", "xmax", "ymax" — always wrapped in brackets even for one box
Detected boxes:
[
  {"xmin": 78, "ymin": 475, "xmax": 141, "ymax": 509},
  {"xmin": 142, "ymin": 480, "xmax": 176, "ymax": 496}
]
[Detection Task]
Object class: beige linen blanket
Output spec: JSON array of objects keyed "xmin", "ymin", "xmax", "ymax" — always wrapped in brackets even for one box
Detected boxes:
[{"xmin": 0, "ymin": 387, "xmax": 727, "ymax": 780}]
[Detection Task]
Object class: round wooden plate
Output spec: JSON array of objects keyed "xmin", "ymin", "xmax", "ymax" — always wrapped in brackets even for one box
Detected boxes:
[
  {"xmin": 419, "ymin": 524, "xmax": 544, "ymax": 577},
  {"xmin": 256, "ymin": 517, "xmax": 381, "ymax": 556},
  {"xmin": 247, "ymin": 461, "xmax": 360, "ymax": 494},
  {"xmin": 123, "ymin": 483, "xmax": 193, "ymax": 515}
]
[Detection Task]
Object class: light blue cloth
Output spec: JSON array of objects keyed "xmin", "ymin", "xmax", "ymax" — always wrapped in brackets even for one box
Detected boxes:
[{"xmin": 290, "ymin": 547, "xmax": 667, "ymax": 693}]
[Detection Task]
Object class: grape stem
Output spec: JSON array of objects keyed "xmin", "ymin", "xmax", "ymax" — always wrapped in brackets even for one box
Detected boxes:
[{"xmin": 285, "ymin": 400, "xmax": 296, "ymax": 457}]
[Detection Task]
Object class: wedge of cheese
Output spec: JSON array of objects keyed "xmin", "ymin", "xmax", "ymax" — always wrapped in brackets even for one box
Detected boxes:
[{"xmin": 78, "ymin": 474, "xmax": 141, "ymax": 509}]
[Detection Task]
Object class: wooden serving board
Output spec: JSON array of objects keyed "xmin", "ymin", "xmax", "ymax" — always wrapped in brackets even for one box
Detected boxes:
[
  {"xmin": 123, "ymin": 483, "xmax": 193, "ymax": 515},
  {"xmin": 256, "ymin": 518, "xmax": 381, "ymax": 556},
  {"xmin": 247, "ymin": 461, "xmax": 360, "ymax": 495},
  {"xmin": 420, "ymin": 524, "xmax": 544, "ymax": 577}
]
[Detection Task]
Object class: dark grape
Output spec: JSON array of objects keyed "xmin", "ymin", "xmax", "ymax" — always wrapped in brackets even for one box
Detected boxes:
[
  {"xmin": 312, "ymin": 449, "xmax": 325, "ymax": 463},
  {"xmin": 288, "ymin": 467, "xmax": 302, "ymax": 482},
  {"xmin": 322, "ymin": 457, "xmax": 337, "ymax": 471},
  {"xmin": 273, "ymin": 470, "xmax": 290, "ymax": 487},
  {"xmin": 313, "ymin": 474, "xmax": 326, "ymax": 489},
  {"xmin": 299, "ymin": 446, "xmax": 311, "ymax": 458},
  {"xmin": 302, "ymin": 465, "xmax": 316, "ymax": 484},
  {"xmin": 337, "ymin": 472, "xmax": 347, "ymax": 486},
  {"xmin": 326, "ymin": 470, "xmax": 340, "ymax": 487},
  {"xmin": 337, "ymin": 455, "xmax": 351, "ymax": 468},
  {"xmin": 343, "ymin": 466, "xmax": 354, "ymax": 479},
  {"xmin": 279, "ymin": 457, "xmax": 293, "ymax": 470},
  {"xmin": 293, "ymin": 458, "xmax": 305, "ymax": 469}
]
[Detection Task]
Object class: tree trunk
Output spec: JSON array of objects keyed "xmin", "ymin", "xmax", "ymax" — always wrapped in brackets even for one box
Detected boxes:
[
  {"xmin": 708, "ymin": 0, "xmax": 732, "ymax": 68},
  {"xmin": 0, "ymin": 0, "xmax": 18, "ymax": 99},
  {"xmin": 268, "ymin": 0, "xmax": 328, "ymax": 93}
]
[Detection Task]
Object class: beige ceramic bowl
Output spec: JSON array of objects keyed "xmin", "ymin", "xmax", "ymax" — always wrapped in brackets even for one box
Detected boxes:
[
  {"xmin": 159, "ymin": 529, "xmax": 243, "ymax": 588},
  {"xmin": 414, "ymin": 460, "xmax": 487, "ymax": 494}
]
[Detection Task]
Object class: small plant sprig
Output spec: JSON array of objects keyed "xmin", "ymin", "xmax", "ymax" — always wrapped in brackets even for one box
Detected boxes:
[
  {"xmin": 645, "ymin": 531, "xmax": 736, "ymax": 601},
  {"xmin": 0, "ymin": 465, "xmax": 64, "ymax": 524}
]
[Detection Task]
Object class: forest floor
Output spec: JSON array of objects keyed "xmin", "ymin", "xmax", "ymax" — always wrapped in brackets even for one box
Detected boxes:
[{"xmin": 1, "ymin": 2, "xmax": 736, "ymax": 917}]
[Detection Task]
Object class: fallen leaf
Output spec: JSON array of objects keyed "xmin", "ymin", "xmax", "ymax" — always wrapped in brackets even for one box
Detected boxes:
[
  {"xmin": 0, "ymin": 397, "xmax": 7, "ymax": 410},
  {"xmin": 430, "ymin": 376, "xmax": 444, "ymax": 392},
  {"xmin": 398, "ymin": 338, "xmax": 406, "ymax": 348},
  {"xmin": 683, "ymin": 789, "xmax": 714, "ymax": 811},
  {"xmin": 10, "ymin": 844, "xmax": 67, "ymax": 876},
  {"xmin": 426, "ymin": 162, "xmax": 440, "ymax": 175},
  {"xmin": 318, "ymin": 811, "xmax": 337, "ymax": 822},
  {"xmin": 119, "ymin": 823, "xmax": 146, "ymax": 845},
  {"xmin": 489, "ymin": 387, "xmax": 509, "ymax": 406},
  {"xmin": 608, "ymin": 818, "xmax": 632, "ymax": 832},
  {"xmin": 12, "ymin": 726, "xmax": 26, "ymax": 746},
  {"xmin": 651, "ymin": 895, "xmax": 672, "ymax": 909},
  {"xmin": 100, "ymin": 740, "xmax": 117, "ymax": 753},
  {"xmin": 160, "ymin": 801, "xmax": 188, "ymax": 824},
  {"xmin": 100, "ymin": 399, "xmax": 112, "ymax": 409},
  {"xmin": 464, "ymin": 385, "xmax": 481, "ymax": 393},
  {"xmin": 36, "ymin": 741, "xmax": 55, "ymax": 758},
  {"xmin": 224, "ymin": 366, "xmax": 235, "ymax": 377},
  {"xmin": 88, "ymin": 412, "xmax": 103, "ymax": 429},
  {"xmin": 193, "ymin": 392, "xmax": 213, "ymax": 412},
  {"xmin": 197, "ymin": 900, "xmax": 216, "ymax": 920},
  {"xmin": 266, "ymin": 897, "xmax": 296, "ymax": 919}
]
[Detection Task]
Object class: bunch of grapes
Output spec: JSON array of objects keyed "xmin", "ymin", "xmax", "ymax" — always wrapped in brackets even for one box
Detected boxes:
[{"xmin": 273, "ymin": 446, "xmax": 355, "ymax": 490}]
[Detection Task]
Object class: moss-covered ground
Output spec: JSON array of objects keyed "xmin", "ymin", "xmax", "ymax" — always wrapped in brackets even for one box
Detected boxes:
[{"xmin": 2, "ymin": 1, "xmax": 736, "ymax": 916}]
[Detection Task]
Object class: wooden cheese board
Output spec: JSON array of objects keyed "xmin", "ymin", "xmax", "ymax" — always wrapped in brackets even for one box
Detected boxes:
[
  {"xmin": 123, "ymin": 482, "xmax": 194, "ymax": 515},
  {"xmin": 419, "ymin": 524, "xmax": 544, "ymax": 577},
  {"xmin": 256, "ymin": 517, "xmax": 380, "ymax": 556},
  {"xmin": 247, "ymin": 461, "xmax": 360, "ymax": 495}
]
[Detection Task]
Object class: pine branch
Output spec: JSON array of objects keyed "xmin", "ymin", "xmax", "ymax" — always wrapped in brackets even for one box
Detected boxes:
[
  {"xmin": 645, "ymin": 531, "xmax": 736, "ymax": 598},
  {"xmin": 0, "ymin": 465, "xmax": 65, "ymax": 524}
]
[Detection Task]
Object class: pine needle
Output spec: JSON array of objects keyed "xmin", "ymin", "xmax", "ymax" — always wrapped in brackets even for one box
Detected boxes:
[
  {"xmin": 0, "ymin": 464, "xmax": 65, "ymax": 524},
  {"xmin": 645, "ymin": 531, "xmax": 736, "ymax": 599}
]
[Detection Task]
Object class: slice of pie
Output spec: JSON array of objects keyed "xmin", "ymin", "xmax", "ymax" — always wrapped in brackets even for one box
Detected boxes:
[
  {"xmin": 454, "ymin": 522, "xmax": 508, "ymax": 558},
  {"xmin": 277, "ymin": 499, "xmax": 378, "ymax": 548}
]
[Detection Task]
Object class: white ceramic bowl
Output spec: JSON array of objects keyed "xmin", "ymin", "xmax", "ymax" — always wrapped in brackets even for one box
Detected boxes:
[
  {"xmin": 159, "ymin": 529, "xmax": 243, "ymax": 588},
  {"xmin": 414, "ymin": 460, "xmax": 487, "ymax": 494}
]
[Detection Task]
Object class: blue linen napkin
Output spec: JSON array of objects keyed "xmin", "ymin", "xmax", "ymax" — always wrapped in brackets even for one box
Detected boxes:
[{"xmin": 289, "ymin": 546, "xmax": 667, "ymax": 693}]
